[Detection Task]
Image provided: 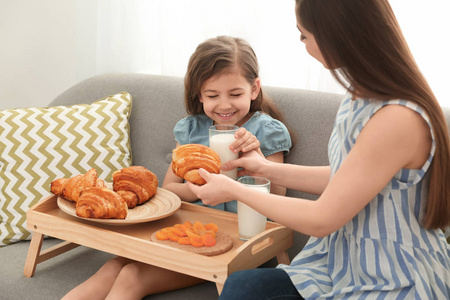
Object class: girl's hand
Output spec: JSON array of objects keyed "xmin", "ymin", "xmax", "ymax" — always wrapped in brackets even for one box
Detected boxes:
[
  {"xmin": 229, "ymin": 128, "xmax": 262, "ymax": 155},
  {"xmin": 187, "ymin": 169, "xmax": 238, "ymax": 206},
  {"xmin": 223, "ymin": 149, "xmax": 269, "ymax": 178}
]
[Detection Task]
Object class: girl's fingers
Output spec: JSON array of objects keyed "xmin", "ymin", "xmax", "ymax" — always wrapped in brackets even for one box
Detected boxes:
[
  {"xmin": 241, "ymin": 136, "xmax": 260, "ymax": 152},
  {"xmin": 231, "ymin": 133, "xmax": 259, "ymax": 153},
  {"xmin": 234, "ymin": 127, "xmax": 248, "ymax": 138}
]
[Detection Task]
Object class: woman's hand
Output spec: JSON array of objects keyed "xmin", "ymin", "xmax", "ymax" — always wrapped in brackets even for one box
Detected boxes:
[
  {"xmin": 229, "ymin": 128, "xmax": 263, "ymax": 155},
  {"xmin": 223, "ymin": 149, "xmax": 270, "ymax": 178},
  {"xmin": 187, "ymin": 169, "xmax": 239, "ymax": 206}
]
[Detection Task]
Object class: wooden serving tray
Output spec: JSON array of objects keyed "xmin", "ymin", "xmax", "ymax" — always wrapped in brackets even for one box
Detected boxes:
[{"xmin": 24, "ymin": 191, "xmax": 293, "ymax": 294}]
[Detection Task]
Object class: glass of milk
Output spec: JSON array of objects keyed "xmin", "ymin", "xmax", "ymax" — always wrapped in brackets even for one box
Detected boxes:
[
  {"xmin": 209, "ymin": 125, "xmax": 239, "ymax": 179},
  {"xmin": 237, "ymin": 176, "xmax": 270, "ymax": 241}
]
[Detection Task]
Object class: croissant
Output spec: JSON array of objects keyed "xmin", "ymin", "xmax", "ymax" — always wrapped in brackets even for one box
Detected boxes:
[
  {"xmin": 112, "ymin": 166, "xmax": 158, "ymax": 208},
  {"xmin": 76, "ymin": 187, "xmax": 128, "ymax": 219},
  {"xmin": 171, "ymin": 144, "xmax": 221, "ymax": 185},
  {"xmin": 50, "ymin": 168, "xmax": 106, "ymax": 202}
]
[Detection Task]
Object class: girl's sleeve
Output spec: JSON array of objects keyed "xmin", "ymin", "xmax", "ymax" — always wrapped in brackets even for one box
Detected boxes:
[
  {"xmin": 257, "ymin": 119, "xmax": 292, "ymax": 157},
  {"xmin": 173, "ymin": 117, "xmax": 192, "ymax": 145}
]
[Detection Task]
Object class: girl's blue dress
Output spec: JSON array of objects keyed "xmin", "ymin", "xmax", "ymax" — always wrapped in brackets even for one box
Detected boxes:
[{"xmin": 174, "ymin": 112, "xmax": 292, "ymax": 213}]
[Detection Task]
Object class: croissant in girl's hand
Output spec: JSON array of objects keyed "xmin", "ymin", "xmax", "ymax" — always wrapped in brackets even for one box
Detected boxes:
[
  {"xmin": 112, "ymin": 166, "xmax": 158, "ymax": 208},
  {"xmin": 171, "ymin": 144, "xmax": 221, "ymax": 185},
  {"xmin": 50, "ymin": 168, "xmax": 106, "ymax": 202},
  {"xmin": 76, "ymin": 187, "xmax": 128, "ymax": 219}
]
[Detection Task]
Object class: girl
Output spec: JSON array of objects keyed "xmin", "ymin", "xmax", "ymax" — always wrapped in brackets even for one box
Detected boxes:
[
  {"xmin": 188, "ymin": 1, "xmax": 450, "ymax": 299},
  {"xmin": 163, "ymin": 35, "xmax": 293, "ymax": 210},
  {"xmin": 62, "ymin": 36, "xmax": 292, "ymax": 299}
]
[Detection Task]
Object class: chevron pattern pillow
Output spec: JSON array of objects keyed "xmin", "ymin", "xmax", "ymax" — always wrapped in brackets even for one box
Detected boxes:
[{"xmin": 0, "ymin": 92, "xmax": 132, "ymax": 246}]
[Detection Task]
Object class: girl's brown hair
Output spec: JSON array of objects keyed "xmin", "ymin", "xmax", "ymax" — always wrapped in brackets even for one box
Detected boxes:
[
  {"xmin": 296, "ymin": 0, "xmax": 450, "ymax": 229},
  {"xmin": 184, "ymin": 36, "xmax": 295, "ymax": 144}
]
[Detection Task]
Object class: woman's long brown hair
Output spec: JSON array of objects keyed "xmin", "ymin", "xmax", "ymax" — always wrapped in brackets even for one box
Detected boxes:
[{"xmin": 296, "ymin": 0, "xmax": 450, "ymax": 229}]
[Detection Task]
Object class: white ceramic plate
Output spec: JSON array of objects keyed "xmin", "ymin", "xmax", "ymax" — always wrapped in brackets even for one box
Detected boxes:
[{"xmin": 57, "ymin": 187, "xmax": 181, "ymax": 225}]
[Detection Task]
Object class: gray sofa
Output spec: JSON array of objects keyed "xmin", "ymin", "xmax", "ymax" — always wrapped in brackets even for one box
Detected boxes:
[{"xmin": 1, "ymin": 73, "xmax": 449, "ymax": 300}]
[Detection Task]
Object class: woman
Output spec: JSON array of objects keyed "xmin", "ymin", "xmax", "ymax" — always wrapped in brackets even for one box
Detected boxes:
[{"xmin": 188, "ymin": 0, "xmax": 450, "ymax": 298}]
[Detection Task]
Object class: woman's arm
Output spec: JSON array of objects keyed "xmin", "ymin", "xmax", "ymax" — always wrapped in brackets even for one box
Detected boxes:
[
  {"xmin": 263, "ymin": 152, "xmax": 330, "ymax": 196},
  {"xmin": 191, "ymin": 105, "xmax": 431, "ymax": 237},
  {"xmin": 226, "ymin": 151, "xmax": 330, "ymax": 195},
  {"xmin": 263, "ymin": 105, "xmax": 431, "ymax": 236},
  {"xmin": 264, "ymin": 152, "xmax": 286, "ymax": 196},
  {"xmin": 263, "ymin": 163, "xmax": 330, "ymax": 195}
]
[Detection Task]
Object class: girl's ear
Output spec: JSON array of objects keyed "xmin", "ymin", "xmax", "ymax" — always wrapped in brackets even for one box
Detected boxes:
[
  {"xmin": 199, "ymin": 94, "xmax": 203, "ymax": 103},
  {"xmin": 251, "ymin": 78, "xmax": 261, "ymax": 100}
]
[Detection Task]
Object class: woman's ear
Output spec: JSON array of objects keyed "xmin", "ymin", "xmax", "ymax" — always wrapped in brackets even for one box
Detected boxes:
[
  {"xmin": 251, "ymin": 78, "xmax": 261, "ymax": 100},
  {"xmin": 199, "ymin": 95, "xmax": 203, "ymax": 103}
]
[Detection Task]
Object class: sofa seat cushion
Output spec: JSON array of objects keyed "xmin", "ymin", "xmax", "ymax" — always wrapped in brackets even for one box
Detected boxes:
[{"xmin": 0, "ymin": 92, "xmax": 133, "ymax": 246}]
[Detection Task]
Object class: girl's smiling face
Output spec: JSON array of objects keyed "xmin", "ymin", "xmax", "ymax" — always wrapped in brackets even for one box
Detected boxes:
[{"xmin": 199, "ymin": 71, "xmax": 260, "ymax": 127}]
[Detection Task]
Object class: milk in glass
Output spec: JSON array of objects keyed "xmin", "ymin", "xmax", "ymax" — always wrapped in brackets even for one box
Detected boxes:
[
  {"xmin": 237, "ymin": 176, "xmax": 270, "ymax": 241},
  {"xmin": 209, "ymin": 133, "xmax": 238, "ymax": 179},
  {"xmin": 209, "ymin": 125, "xmax": 239, "ymax": 179}
]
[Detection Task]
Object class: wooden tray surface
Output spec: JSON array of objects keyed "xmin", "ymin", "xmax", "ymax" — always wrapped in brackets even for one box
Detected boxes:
[{"xmin": 26, "ymin": 195, "xmax": 293, "ymax": 286}]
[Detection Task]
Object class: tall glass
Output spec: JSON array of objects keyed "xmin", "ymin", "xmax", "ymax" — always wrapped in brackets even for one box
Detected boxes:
[
  {"xmin": 209, "ymin": 125, "xmax": 239, "ymax": 179},
  {"xmin": 237, "ymin": 176, "xmax": 270, "ymax": 241}
]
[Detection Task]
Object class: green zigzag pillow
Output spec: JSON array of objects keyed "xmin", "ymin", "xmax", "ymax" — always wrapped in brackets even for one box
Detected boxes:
[{"xmin": 0, "ymin": 92, "xmax": 132, "ymax": 247}]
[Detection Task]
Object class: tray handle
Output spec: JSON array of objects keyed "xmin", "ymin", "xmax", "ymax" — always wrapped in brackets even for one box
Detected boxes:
[{"xmin": 229, "ymin": 226, "xmax": 293, "ymax": 271}]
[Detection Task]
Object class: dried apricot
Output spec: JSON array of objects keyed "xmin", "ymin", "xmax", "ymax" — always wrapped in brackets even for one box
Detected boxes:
[
  {"xmin": 189, "ymin": 235, "xmax": 204, "ymax": 247},
  {"xmin": 173, "ymin": 224, "xmax": 185, "ymax": 230},
  {"xmin": 205, "ymin": 223, "xmax": 219, "ymax": 233},
  {"xmin": 205, "ymin": 229, "xmax": 216, "ymax": 239},
  {"xmin": 168, "ymin": 232, "xmax": 180, "ymax": 242},
  {"xmin": 201, "ymin": 233, "xmax": 216, "ymax": 247},
  {"xmin": 178, "ymin": 237, "xmax": 191, "ymax": 245},
  {"xmin": 184, "ymin": 221, "xmax": 193, "ymax": 229},
  {"xmin": 161, "ymin": 227, "xmax": 173, "ymax": 234},
  {"xmin": 156, "ymin": 231, "xmax": 169, "ymax": 240},
  {"xmin": 178, "ymin": 224, "xmax": 191, "ymax": 233},
  {"xmin": 185, "ymin": 229, "xmax": 201, "ymax": 239},
  {"xmin": 193, "ymin": 221, "xmax": 207, "ymax": 235},
  {"xmin": 170, "ymin": 227, "xmax": 186, "ymax": 237}
]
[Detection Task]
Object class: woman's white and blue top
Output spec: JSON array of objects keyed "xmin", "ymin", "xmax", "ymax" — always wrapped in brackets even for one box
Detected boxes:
[
  {"xmin": 278, "ymin": 95, "xmax": 450, "ymax": 299},
  {"xmin": 174, "ymin": 112, "xmax": 292, "ymax": 213}
]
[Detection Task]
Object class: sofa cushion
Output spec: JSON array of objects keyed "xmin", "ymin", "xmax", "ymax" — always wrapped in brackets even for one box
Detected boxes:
[{"xmin": 0, "ymin": 92, "xmax": 132, "ymax": 247}]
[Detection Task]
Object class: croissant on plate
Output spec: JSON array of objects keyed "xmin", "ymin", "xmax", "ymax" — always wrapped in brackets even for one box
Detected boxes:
[
  {"xmin": 76, "ymin": 187, "xmax": 128, "ymax": 219},
  {"xmin": 112, "ymin": 166, "xmax": 158, "ymax": 208},
  {"xmin": 171, "ymin": 144, "xmax": 221, "ymax": 185},
  {"xmin": 50, "ymin": 168, "xmax": 106, "ymax": 202}
]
